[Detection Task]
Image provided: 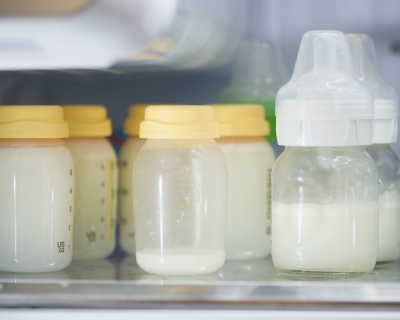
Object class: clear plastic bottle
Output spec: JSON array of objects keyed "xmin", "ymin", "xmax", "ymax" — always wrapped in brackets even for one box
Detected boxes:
[
  {"xmin": 272, "ymin": 31, "xmax": 379, "ymax": 273},
  {"xmin": 218, "ymin": 40, "xmax": 288, "ymax": 157},
  {"xmin": 213, "ymin": 104, "xmax": 275, "ymax": 260},
  {"xmin": 0, "ymin": 106, "xmax": 74, "ymax": 272},
  {"xmin": 63, "ymin": 106, "xmax": 117, "ymax": 260},
  {"xmin": 133, "ymin": 105, "xmax": 228, "ymax": 275},
  {"xmin": 119, "ymin": 105, "xmax": 147, "ymax": 256},
  {"xmin": 347, "ymin": 33, "xmax": 400, "ymax": 262}
]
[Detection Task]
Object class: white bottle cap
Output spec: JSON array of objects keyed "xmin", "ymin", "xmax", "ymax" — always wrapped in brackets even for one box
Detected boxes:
[
  {"xmin": 347, "ymin": 33, "xmax": 398, "ymax": 144},
  {"xmin": 276, "ymin": 30, "xmax": 374, "ymax": 147}
]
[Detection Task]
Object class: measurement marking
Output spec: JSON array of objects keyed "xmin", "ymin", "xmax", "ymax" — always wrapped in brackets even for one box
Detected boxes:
[
  {"xmin": 86, "ymin": 232, "xmax": 96, "ymax": 243},
  {"xmin": 107, "ymin": 161, "xmax": 114, "ymax": 243},
  {"xmin": 57, "ymin": 241, "xmax": 65, "ymax": 253}
]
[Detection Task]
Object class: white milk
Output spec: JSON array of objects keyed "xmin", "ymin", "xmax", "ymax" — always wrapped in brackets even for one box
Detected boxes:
[
  {"xmin": 271, "ymin": 203, "xmax": 378, "ymax": 273},
  {"xmin": 217, "ymin": 138, "xmax": 275, "ymax": 260},
  {"xmin": 65, "ymin": 138, "xmax": 117, "ymax": 260},
  {"xmin": 378, "ymin": 193, "xmax": 400, "ymax": 262},
  {"xmin": 119, "ymin": 137, "xmax": 146, "ymax": 255},
  {"xmin": 0, "ymin": 139, "xmax": 74, "ymax": 272},
  {"xmin": 136, "ymin": 248, "xmax": 225, "ymax": 275}
]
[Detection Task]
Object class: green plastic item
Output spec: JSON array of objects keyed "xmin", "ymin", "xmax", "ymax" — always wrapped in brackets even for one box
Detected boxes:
[{"xmin": 218, "ymin": 40, "xmax": 288, "ymax": 141}]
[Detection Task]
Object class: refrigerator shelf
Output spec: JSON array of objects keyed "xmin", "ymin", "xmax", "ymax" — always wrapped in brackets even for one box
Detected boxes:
[{"xmin": 1, "ymin": 257, "xmax": 400, "ymax": 310}]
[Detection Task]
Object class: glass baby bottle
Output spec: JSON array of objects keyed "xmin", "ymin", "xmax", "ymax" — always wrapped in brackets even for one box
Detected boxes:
[
  {"xmin": 347, "ymin": 33, "xmax": 400, "ymax": 263},
  {"xmin": 213, "ymin": 104, "xmax": 275, "ymax": 260},
  {"xmin": 272, "ymin": 31, "xmax": 379, "ymax": 273},
  {"xmin": 119, "ymin": 105, "xmax": 147, "ymax": 255},
  {"xmin": 0, "ymin": 106, "xmax": 74, "ymax": 272},
  {"xmin": 133, "ymin": 105, "xmax": 228, "ymax": 275},
  {"xmin": 63, "ymin": 105, "xmax": 118, "ymax": 260},
  {"xmin": 218, "ymin": 40, "xmax": 288, "ymax": 157}
]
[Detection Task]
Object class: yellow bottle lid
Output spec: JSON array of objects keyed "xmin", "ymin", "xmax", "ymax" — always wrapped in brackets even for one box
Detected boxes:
[
  {"xmin": 123, "ymin": 104, "xmax": 148, "ymax": 136},
  {"xmin": 62, "ymin": 105, "xmax": 112, "ymax": 137},
  {"xmin": 0, "ymin": 105, "xmax": 69, "ymax": 138},
  {"xmin": 213, "ymin": 104, "xmax": 270, "ymax": 137},
  {"xmin": 140, "ymin": 105, "xmax": 220, "ymax": 139}
]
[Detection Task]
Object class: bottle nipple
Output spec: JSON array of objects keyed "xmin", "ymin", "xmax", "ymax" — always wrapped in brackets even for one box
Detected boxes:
[
  {"xmin": 314, "ymin": 34, "xmax": 337, "ymax": 71},
  {"xmin": 347, "ymin": 33, "xmax": 398, "ymax": 144}
]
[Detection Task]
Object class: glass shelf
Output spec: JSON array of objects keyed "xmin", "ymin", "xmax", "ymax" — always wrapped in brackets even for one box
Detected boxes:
[{"xmin": 1, "ymin": 257, "xmax": 400, "ymax": 310}]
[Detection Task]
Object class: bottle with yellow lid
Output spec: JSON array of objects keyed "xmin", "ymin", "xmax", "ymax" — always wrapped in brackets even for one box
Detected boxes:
[
  {"xmin": 213, "ymin": 104, "xmax": 275, "ymax": 260},
  {"xmin": 119, "ymin": 104, "xmax": 147, "ymax": 256},
  {"xmin": 63, "ymin": 105, "xmax": 117, "ymax": 260},
  {"xmin": 218, "ymin": 40, "xmax": 288, "ymax": 157},
  {"xmin": 0, "ymin": 106, "xmax": 74, "ymax": 272},
  {"xmin": 133, "ymin": 105, "xmax": 227, "ymax": 275}
]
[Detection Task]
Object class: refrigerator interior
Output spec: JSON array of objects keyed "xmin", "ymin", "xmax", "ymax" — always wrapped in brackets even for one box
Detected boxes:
[{"xmin": 2, "ymin": 0, "xmax": 400, "ymax": 317}]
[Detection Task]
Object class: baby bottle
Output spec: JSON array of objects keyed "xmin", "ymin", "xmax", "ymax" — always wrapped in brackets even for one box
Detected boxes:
[
  {"xmin": 213, "ymin": 104, "xmax": 275, "ymax": 260},
  {"xmin": 119, "ymin": 105, "xmax": 147, "ymax": 255},
  {"xmin": 63, "ymin": 105, "xmax": 117, "ymax": 260},
  {"xmin": 0, "ymin": 106, "xmax": 74, "ymax": 272},
  {"xmin": 272, "ymin": 31, "xmax": 379, "ymax": 273},
  {"xmin": 218, "ymin": 40, "xmax": 288, "ymax": 157},
  {"xmin": 133, "ymin": 105, "xmax": 228, "ymax": 275},
  {"xmin": 347, "ymin": 33, "xmax": 400, "ymax": 263}
]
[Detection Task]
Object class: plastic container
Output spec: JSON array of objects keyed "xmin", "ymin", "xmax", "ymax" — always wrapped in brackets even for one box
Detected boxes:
[
  {"xmin": 63, "ymin": 106, "xmax": 117, "ymax": 260},
  {"xmin": 0, "ymin": 106, "xmax": 74, "ymax": 272},
  {"xmin": 213, "ymin": 104, "xmax": 275, "ymax": 260},
  {"xmin": 119, "ymin": 105, "xmax": 147, "ymax": 256},
  {"xmin": 218, "ymin": 40, "xmax": 288, "ymax": 156},
  {"xmin": 347, "ymin": 33, "xmax": 400, "ymax": 262},
  {"xmin": 133, "ymin": 105, "xmax": 228, "ymax": 275},
  {"xmin": 272, "ymin": 30, "xmax": 379, "ymax": 273}
]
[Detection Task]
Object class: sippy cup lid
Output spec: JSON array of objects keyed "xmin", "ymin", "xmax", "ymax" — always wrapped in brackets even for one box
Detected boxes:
[
  {"xmin": 213, "ymin": 104, "xmax": 270, "ymax": 137},
  {"xmin": 63, "ymin": 105, "xmax": 112, "ymax": 137},
  {"xmin": 218, "ymin": 40, "xmax": 288, "ymax": 141},
  {"xmin": 140, "ymin": 105, "xmax": 220, "ymax": 139},
  {"xmin": 219, "ymin": 40, "xmax": 288, "ymax": 103},
  {"xmin": 123, "ymin": 105, "xmax": 148, "ymax": 136},
  {"xmin": 276, "ymin": 30, "xmax": 374, "ymax": 147},
  {"xmin": 0, "ymin": 105, "xmax": 69, "ymax": 138},
  {"xmin": 347, "ymin": 33, "xmax": 398, "ymax": 144}
]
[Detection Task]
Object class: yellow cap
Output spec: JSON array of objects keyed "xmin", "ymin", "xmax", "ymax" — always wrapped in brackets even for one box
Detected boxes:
[
  {"xmin": 62, "ymin": 105, "xmax": 112, "ymax": 137},
  {"xmin": 0, "ymin": 105, "xmax": 69, "ymax": 138},
  {"xmin": 123, "ymin": 105, "xmax": 148, "ymax": 136},
  {"xmin": 213, "ymin": 104, "xmax": 270, "ymax": 137},
  {"xmin": 140, "ymin": 105, "xmax": 220, "ymax": 139}
]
